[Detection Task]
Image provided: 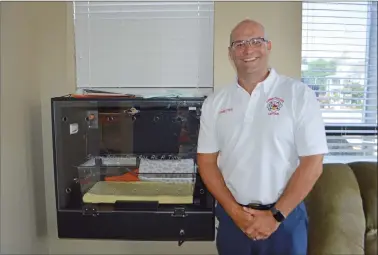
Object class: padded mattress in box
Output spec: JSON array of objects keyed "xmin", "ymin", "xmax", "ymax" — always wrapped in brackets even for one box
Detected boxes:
[{"xmin": 83, "ymin": 181, "xmax": 194, "ymax": 204}]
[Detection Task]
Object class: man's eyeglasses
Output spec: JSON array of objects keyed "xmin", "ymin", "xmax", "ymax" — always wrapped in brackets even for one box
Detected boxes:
[{"xmin": 230, "ymin": 37, "xmax": 268, "ymax": 50}]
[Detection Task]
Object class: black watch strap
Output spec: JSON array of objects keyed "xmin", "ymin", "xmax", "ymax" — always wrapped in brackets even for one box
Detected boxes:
[{"xmin": 270, "ymin": 207, "xmax": 285, "ymax": 222}]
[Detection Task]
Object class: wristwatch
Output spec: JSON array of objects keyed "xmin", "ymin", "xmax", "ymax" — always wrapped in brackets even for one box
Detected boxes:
[{"xmin": 270, "ymin": 207, "xmax": 285, "ymax": 223}]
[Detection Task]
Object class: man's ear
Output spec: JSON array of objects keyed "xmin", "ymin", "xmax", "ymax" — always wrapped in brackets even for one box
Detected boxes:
[
  {"xmin": 228, "ymin": 49, "xmax": 234, "ymax": 63},
  {"xmin": 228, "ymin": 48, "xmax": 236, "ymax": 70},
  {"xmin": 267, "ymin": 40, "xmax": 272, "ymax": 51},
  {"xmin": 228, "ymin": 47, "xmax": 234, "ymax": 61}
]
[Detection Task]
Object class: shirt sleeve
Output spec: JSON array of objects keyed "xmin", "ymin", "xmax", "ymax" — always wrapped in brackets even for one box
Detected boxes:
[
  {"xmin": 294, "ymin": 86, "xmax": 329, "ymax": 157},
  {"xmin": 197, "ymin": 96, "xmax": 220, "ymax": 153}
]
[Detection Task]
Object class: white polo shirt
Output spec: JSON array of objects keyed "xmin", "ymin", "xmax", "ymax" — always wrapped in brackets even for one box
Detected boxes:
[{"xmin": 197, "ymin": 68, "xmax": 328, "ymax": 205}]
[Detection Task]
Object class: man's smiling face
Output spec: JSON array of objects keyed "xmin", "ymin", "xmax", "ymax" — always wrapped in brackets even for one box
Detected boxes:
[{"xmin": 228, "ymin": 20, "xmax": 272, "ymax": 76}]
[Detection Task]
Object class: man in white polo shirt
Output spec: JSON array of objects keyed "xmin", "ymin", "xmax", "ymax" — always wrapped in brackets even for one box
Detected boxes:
[{"xmin": 197, "ymin": 19, "xmax": 328, "ymax": 255}]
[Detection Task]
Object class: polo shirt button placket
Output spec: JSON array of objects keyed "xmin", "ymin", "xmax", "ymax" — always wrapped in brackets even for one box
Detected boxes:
[{"xmin": 244, "ymin": 88, "xmax": 260, "ymax": 123}]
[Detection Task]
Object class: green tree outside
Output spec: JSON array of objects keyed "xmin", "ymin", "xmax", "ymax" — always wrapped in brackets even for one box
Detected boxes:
[{"xmin": 301, "ymin": 59, "xmax": 338, "ymax": 107}]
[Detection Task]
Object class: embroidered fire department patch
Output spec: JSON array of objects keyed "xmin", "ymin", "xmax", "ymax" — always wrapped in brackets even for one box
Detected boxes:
[{"xmin": 266, "ymin": 97, "xmax": 284, "ymax": 115}]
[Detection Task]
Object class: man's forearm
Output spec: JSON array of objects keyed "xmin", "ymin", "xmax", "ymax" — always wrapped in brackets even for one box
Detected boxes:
[
  {"xmin": 274, "ymin": 155, "xmax": 324, "ymax": 217},
  {"xmin": 197, "ymin": 155, "xmax": 240, "ymax": 216}
]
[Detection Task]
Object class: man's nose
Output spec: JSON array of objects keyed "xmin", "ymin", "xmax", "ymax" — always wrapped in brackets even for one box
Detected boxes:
[{"xmin": 243, "ymin": 43, "xmax": 255, "ymax": 54}]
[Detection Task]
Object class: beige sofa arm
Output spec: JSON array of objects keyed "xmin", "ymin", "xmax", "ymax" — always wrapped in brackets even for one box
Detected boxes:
[
  {"xmin": 305, "ymin": 163, "xmax": 366, "ymax": 255},
  {"xmin": 348, "ymin": 162, "xmax": 377, "ymax": 255}
]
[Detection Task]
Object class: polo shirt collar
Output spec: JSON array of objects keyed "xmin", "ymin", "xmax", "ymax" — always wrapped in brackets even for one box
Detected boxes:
[{"xmin": 235, "ymin": 67, "xmax": 278, "ymax": 93}]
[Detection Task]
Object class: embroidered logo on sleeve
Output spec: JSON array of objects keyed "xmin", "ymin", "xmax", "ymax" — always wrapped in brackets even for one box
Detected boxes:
[
  {"xmin": 266, "ymin": 97, "xmax": 284, "ymax": 115},
  {"xmin": 219, "ymin": 108, "xmax": 233, "ymax": 114}
]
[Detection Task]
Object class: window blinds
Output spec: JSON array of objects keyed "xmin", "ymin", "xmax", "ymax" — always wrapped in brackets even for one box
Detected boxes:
[
  {"xmin": 72, "ymin": 1, "xmax": 214, "ymax": 91},
  {"xmin": 301, "ymin": 1, "xmax": 377, "ymax": 163}
]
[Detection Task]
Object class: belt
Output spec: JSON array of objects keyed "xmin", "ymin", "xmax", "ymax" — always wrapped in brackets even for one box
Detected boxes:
[{"xmin": 239, "ymin": 202, "xmax": 275, "ymax": 210}]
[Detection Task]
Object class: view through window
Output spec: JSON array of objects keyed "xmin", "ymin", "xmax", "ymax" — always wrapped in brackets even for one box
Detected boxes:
[{"xmin": 301, "ymin": 1, "xmax": 377, "ymax": 163}]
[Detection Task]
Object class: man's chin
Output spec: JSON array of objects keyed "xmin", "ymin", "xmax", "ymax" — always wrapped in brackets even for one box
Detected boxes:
[
  {"xmin": 237, "ymin": 67, "xmax": 261, "ymax": 76},
  {"xmin": 237, "ymin": 61, "xmax": 260, "ymax": 70}
]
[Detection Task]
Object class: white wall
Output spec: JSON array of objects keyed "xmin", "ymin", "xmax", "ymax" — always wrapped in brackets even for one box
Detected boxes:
[
  {"xmin": 0, "ymin": 2, "xmax": 48, "ymax": 254},
  {"xmin": 0, "ymin": 1, "xmax": 302, "ymax": 254}
]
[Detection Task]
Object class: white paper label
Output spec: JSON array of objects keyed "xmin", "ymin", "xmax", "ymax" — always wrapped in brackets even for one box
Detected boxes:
[{"xmin": 70, "ymin": 123, "xmax": 79, "ymax": 135}]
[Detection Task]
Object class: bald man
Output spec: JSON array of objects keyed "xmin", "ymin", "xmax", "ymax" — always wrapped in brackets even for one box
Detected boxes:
[{"xmin": 197, "ymin": 19, "xmax": 328, "ymax": 254}]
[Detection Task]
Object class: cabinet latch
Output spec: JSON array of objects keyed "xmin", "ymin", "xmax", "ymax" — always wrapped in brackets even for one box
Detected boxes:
[{"xmin": 171, "ymin": 207, "xmax": 187, "ymax": 218}]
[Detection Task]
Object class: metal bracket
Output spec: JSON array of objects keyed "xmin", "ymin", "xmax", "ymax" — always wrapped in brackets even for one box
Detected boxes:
[{"xmin": 171, "ymin": 207, "xmax": 187, "ymax": 218}]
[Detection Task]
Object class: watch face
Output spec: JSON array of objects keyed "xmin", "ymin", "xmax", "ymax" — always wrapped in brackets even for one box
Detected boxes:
[
  {"xmin": 275, "ymin": 211, "xmax": 285, "ymax": 222},
  {"xmin": 271, "ymin": 207, "xmax": 285, "ymax": 222}
]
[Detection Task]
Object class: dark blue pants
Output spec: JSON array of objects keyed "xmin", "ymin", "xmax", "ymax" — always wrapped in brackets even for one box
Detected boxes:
[{"xmin": 215, "ymin": 202, "xmax": 308, "ymax": 255}]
